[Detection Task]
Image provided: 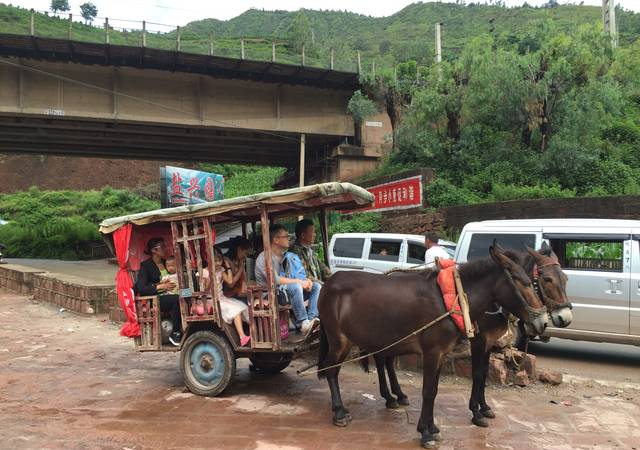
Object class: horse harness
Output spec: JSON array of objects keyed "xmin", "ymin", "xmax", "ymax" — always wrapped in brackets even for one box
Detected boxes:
[{"xmin": 533, "ymin": 261, "xmax": 573, "ymax": 311}]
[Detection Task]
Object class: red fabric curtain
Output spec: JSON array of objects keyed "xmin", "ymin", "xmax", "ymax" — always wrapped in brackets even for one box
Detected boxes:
[{"xmin": 114, "ymin": 224, "xmax": 140, "ymax": 337}]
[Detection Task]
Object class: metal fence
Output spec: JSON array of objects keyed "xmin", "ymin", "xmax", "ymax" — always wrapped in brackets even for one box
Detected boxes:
[{"xmin": 11, "ymin": 8, "xmax": 365, "ymax": 73}]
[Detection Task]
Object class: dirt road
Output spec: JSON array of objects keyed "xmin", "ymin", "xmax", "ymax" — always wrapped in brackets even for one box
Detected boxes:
[{"xmin": 1, "ymin": 291, "xmax": 638, "ymax": 450}]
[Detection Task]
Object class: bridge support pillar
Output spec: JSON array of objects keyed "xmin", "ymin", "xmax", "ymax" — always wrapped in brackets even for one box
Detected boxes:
[{"xmin": 328, "ymin": 145, "xmax": 384, "ymax": 182}]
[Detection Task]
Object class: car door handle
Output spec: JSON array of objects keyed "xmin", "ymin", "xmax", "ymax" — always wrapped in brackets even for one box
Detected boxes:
[{"xmin": 606, "ymin": 279, "xmax": 623, "ymax": 295}]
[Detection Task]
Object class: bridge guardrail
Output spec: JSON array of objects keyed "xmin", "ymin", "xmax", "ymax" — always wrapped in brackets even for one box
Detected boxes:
[{"xmin": 2, "ymin": 7, "xmax": 365, "ymax": 74}]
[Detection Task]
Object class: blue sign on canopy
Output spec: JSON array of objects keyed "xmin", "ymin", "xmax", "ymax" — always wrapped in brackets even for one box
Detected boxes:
[{"xmin": 160, "ymin": 166, "xmax": 224, "ymax": 208}]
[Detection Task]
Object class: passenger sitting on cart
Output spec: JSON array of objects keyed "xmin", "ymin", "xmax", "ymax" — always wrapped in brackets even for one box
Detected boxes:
[
  {"xmin": 290, "ymin": 218, "xmax": 331, "ymax": 284},
  {"xmin": 222, "ymin": 237, "xmax": 252, "ymax": 301},
  {"xmin": 200, "ymin": 247, "xmax": 251, "ymax": 347},
  {"xmin": 255, "ymin": 224, "xmax": 320, "ymax": 336},
  {"xmin": 134, "ymin": 237, "xmax": 182, "ymax": 346}
]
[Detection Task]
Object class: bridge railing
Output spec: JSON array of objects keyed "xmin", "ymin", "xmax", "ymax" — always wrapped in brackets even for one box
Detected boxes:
[{"xmin": 8, "ymin": 8, "xmax": 365, "ymax": 73}]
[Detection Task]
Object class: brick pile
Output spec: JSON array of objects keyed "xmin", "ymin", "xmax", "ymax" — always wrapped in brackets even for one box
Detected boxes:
[{"xmin": 399, "ymin": 336, "xmax": 562, "ymax": 386}]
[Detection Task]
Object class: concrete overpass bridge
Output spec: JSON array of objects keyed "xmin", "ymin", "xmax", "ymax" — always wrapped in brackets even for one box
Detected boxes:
[{"xmin": 0, "ymin": 34, "xmax": 391, "ymax": 182}]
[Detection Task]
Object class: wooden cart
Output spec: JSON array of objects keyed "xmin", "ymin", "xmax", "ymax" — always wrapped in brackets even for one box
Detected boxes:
[{"xmin": 100, "ymin": 182, "xmax": 374, "ymax": 396}]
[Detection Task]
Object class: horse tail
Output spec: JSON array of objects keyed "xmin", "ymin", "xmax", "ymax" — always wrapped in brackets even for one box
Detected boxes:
[
  {"xmin": 317, "ymin": 323, "xmax": 329, "ymax": 380},
  {"xmin": 359, "ymin": 351, "xmax": 370, "ymax": 373}
]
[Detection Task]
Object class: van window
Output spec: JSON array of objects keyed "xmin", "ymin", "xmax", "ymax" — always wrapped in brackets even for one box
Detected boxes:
[
  {"xmin": 549, "ymin": 239, "xmax": 624, "ymax": 272},
  {"xmin": 408, "ymin": 242, "xmax": 425, "ymax": 264},
  {"xmin": 467, "ymin": 233, "xmax": 536, "ymax": 261},
  {"xmin": 368, "ymin": 239, "xmax": 401, "ymax": 262},
  {"xmin": 333, "ymin": 238, "xmax": 365, "ymax": 258}
]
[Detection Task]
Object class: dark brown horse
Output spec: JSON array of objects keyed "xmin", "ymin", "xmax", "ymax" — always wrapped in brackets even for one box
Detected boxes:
[
  {"xmin": 367, "ymin": 243, "xmax": 572, "ymax": 428},
  {"xmin": 317, "ymin": 244, "xmax": 548, "ymax": 448}
]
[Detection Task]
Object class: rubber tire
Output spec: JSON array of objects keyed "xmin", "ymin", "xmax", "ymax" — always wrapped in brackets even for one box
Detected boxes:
[
  {"xmin": 180, "ymin": 331, "xmax": 235, "ymax": 397},
  {"xmin": 249, "ymin": 352, "xmax": 293, "ymax": 374}
]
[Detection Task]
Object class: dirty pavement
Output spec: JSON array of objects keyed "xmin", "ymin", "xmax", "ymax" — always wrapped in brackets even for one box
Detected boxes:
[{"xmin": 1, "ymin": 291, "xmax": 638, "ymax": 450}]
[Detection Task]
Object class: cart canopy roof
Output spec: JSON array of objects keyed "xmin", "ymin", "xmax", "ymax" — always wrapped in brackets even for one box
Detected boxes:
[{"xmin": 99, "ymin": 182, "xmax": 374, "ymax": 234}]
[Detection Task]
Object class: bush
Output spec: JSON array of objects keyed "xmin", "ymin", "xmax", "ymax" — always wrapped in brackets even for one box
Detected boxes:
[
  {"xmin": 427, "ymin": 178, "xmax": 482, "ymax": 208},
  {"xmin": 488, "ymin": 183, "xmax": 576, "ymax": 201},
  {"xmin": 0, "ymin": 187, "xmax": 158, "ymax": 259},
  {"xmin": 198, "ymin": 164, "xmax": 286, "ymax": 199},
  {"xmin": 329, "ymin": 212, "xmax": 381, "ymax": 235},
  {"xmin": 0, "ymin": 218, "xmax": 100, "ymax": 259}
]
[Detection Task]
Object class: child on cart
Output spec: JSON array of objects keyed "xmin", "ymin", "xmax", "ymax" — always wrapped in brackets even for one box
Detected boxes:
[{"xmin": 198, "ymin": 248, "xmax": 251, "ymax": 347}]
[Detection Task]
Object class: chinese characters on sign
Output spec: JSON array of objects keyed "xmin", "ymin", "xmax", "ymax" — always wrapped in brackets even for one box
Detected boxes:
[
  {"xmin": 355, "ymin": 175, "xmax": 423, "ymax": 213},
  {"xmin": 160, "ymin": 166, "xmax": 224, "ymax": 208}
]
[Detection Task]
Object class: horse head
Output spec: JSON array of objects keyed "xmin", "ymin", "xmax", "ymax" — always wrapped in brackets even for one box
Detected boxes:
[
  {"xmin": 489, "ymin": 242, "xmax": 548, "ymax": 336},
  {"xmin": 526, "ymin": 242, "xmax": 573, "ymax": 328}
]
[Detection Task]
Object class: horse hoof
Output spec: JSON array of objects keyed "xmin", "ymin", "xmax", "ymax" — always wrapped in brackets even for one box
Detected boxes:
[
  {"xmin": 421, "ymin": 433, "xmax": 441, "ymax": 448},
  {"xmin": 481, "ymin": 409, "xmax": 496, "ymax": 419},
  {"xmin": 385, "ymin": 399, "xmax": 400, "ymax": 409},
  {"xmin": 333, "ymin": 416, "xmax": 350, "ymax": 427},
  {"xmin": 397, "ymin": 396, "xmax": 410, "ymax": 406},
  {"xmin": 421, "ymin": 439, "xmax": 437, "ymax": 449},
  {"xmin": 472, "ymin": 416, "xmax": 489, "ymax": 428}
]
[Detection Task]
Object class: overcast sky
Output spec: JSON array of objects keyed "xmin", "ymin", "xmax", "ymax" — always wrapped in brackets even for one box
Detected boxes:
[{"xmin": 8, "ymin": 0, "xmax": 639, "ymax": 28}]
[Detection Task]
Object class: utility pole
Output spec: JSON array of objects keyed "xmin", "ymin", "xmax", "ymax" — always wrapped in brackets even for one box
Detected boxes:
[
  {"xmin": 435, "ymin": 22, "xmax": 442, "ymax": 64},
  {"xmin": 602, "ymin": 0, "xmax": 617, "ymax": 48}
]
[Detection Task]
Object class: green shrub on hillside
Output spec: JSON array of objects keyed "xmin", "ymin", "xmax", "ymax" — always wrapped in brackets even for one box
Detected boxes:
[
  {"xmin": 328, "ymin": 212, "xmax": 381, "ymax": 235},
  {"xmin": 0, "ymin": 186, "xmax": 158, "ymax": 259},
  {"xmin": 199, "ymin": 164, "xmax": 286, "ymax": 199},
  {"xmin": 488, "ymin": 183, "xmax": 576, "ymax": 201},
  {"xmin": 427, "ymin": 179, "xmax": 482, "ymax": 208}
]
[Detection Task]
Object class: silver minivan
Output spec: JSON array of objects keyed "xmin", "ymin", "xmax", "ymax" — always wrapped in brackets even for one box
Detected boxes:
[
  {"xmin": 328, "ymin": 232, "xmax": 455, "ymax": 274},
  {"xmin": 454, "ymin": 219, "xmax": 640, "ymax": 346}
]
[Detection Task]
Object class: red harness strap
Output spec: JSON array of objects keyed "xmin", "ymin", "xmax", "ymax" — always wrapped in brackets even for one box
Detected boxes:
[{"xmin": 436, "ymin": 259, "xmax": 465, "ymax": 334}]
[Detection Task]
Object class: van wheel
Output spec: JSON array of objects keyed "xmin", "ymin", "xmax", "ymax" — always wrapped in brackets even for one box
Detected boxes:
[
  {"xmin": 249, "ymin": 353, "xmax": 292, "ymax": 374},
  {"xmin": 180, "ymin": 331, "xmax": 235, "ymax": 396}
]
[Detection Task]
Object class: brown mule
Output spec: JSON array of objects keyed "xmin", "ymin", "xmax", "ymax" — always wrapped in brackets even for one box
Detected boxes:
[
  {"xmin": 317, "ymin": 243, "xmax": 548, "ymax": 448},
  {"xmin": 367, "ymin": 243, "xmax": 573, "ymax": 428}
]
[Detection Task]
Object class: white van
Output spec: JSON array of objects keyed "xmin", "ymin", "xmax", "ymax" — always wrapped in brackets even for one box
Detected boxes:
[
  {"xmin": 454, "ymin": 219, "xmax": 640, "ymax": 346},
  {"xmin": 328, "ymin": 233, "xmax": 455, "ymax": 274}
]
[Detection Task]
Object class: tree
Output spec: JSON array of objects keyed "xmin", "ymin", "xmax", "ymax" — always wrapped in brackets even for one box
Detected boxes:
[
  {"xmin": 287, "ymin": 11, "xmax": 312, "ymax": 52},
  {"xmin": 79, "ymin": 2, "xmax": 98, "ymax": 24},
  {"xmin": 379, "ymin": 40, "xmax": 392, "ymax": 55},
  {"xmin": 50, "ymin": 0, "xmax": 70, "ymax": 15},
  {"xmin": 347, "ymin": 90, "xmax": 379, "ymax": 146}
]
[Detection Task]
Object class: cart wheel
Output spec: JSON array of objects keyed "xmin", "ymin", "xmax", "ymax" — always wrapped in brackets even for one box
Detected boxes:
[
  {"xmin": 249, "ymin": 353, "xmax": 293, "ymax": 374},
  {"xmin": 180, "ymin": 331, "xmax": 235, "ymax": 396}
]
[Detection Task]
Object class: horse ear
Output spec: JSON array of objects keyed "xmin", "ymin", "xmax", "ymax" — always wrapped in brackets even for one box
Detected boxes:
[
  {"xmin": 540, "ymin": 241, "xmax": 551, "ymax": 255},
  {"xmin": 490, "ymin": 241, "xmax": 513, "ymax": 268}
]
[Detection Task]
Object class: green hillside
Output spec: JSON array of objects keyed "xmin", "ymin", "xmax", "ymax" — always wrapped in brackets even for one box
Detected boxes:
[
  {"xmin": 182, "ymin": 3, "xmax": 640, "ymax": 68},
  {"xmin": 1, "ymin": 2, "xmax": 638, "ymax": 72}
]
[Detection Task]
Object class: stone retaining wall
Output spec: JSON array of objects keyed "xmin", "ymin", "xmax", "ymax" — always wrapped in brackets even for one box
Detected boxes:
[
  {"xmin": 107, "ymin": 289, "xmax": 127, "ymax": 323},
  {"xmin": 380, "ymin": 211, "xmax": 445, "ymax": 235},
  {"xmin": 33, "ymin": 274, "xmax": 112, "ymax": 315},
  {"xmin": 0, "ymin": 264, "xmax": 45, "ymax": 294},
  {"xmin": 442, "ymin": 195, "xmax": 640, "ymax": 230}
]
